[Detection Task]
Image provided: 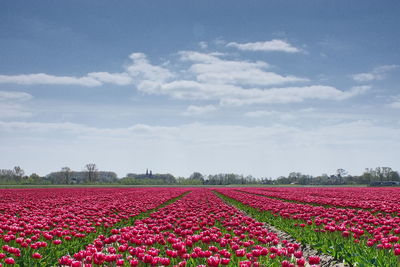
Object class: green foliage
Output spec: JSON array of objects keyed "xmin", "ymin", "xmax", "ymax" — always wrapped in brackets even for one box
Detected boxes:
[
  {"xmin": 124, "ymin": 172, "xmax": 177, "ymax": 184},
  {"xmin": 205, "ymin": 173, "xmax": 258, "ymax": 185},
  {"xmin": 1, "ymin": 166, "xmax": 400, "ymax": 186}
]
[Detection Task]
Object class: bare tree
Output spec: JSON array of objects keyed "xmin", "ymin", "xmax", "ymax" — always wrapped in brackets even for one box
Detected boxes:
[
  {"xmin": 13, "ymin": 166, "xmax": 25, "ymax": 183},
  {"xmin": 85, "ymin": 163, "xmax": 98, "ymax": 183},
  {"xmin": 336, "ymin": 168, "xmax": 347, "ymax": 184},
  {"xmin": 13, "ymin": 166, "xmax": 24, "ymax": 177},
  {"xmin": 381, "ymin": 167, "xmax": 393, "ymax": 181},
  {"xmin": 336, "ymin": 168, "xmax": 347, "ymax": 177},
  {"xmin": 61, "ymin": 167, "xmax": 72, "ymax": 184}
]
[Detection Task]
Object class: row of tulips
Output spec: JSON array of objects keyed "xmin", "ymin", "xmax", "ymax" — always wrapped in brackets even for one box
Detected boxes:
[
  {"xmin": 57, "ymin": 189, "xmax": 321, "ymax": 267},
  {"xmin": 0, "ymin": 188, "xmax": 187, "ymax": 266},
  {"xmin": 215, "ymin": 189, "xmax": 400, "ymax": 266},
  {"xmin": 237, "ymin": 187, "xmax": 400, "ymax": 214}
]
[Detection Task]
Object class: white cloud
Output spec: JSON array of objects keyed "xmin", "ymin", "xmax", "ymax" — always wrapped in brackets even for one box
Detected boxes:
[
  {"xmin": 179, "ymin": 51, "xmax": 307, "ymax": 87},
  {"xmin": 351, "ymin": 73, "xmax": 376, "ymax": 82},
  {"xmin": 352, "ymin": 65, "xmax": 398, "ymax": 82},
  {"xmin": 199, "ymin": 41, "xmax": 208, "ymax": 49},
  {"xmin": 183, "ymin": 105, "xmax": 217, "ymax": 116},
  {"xmin": 0, "ymin": 73, "xmax": 102, "ymax": 86},
  {"xmin": 126, "ymin": 53, "xmax": 174, "ymax": 83},
  {"xmin": 343, "ymin": 85, "xmax": 371, "ymax": 97},
  {"xmin": 0, "ymin": 90, "xmax": 33, "ymax": 118},
  {"xmin": 245, "ymin": 110, "xmax": 295, "ymax": 120},
  {"xmin": 299, "ymin": 107, "xmax": 315, "ymax": 113},
  {"xmin": 220, "ymin": 85, "xmax": 369, "ymax": 106},
  {"xmin": 0, "ymin": 49, "xmax": 366, "ymax": 107},
  {"xmin": 179, "ymin": 51, "xmax": 226, "ymax": 63},
  {"xmin": 0, "ymin": 103, "xmax": 32, "ymax": 118},
  {"xmin": 0, "ymin": 72, "xmax": 134, "ymax": 87},
  {"xmin": 0, "ymin": 52, "xmax": 174, "ymax": 87},
  {"xmin": 245, "ymin": 110, "xmax": 276, "ymax": 117},
  {"xmin": 2, "ymin": 120, "xmax": 398, "ymax": 148},
  {"xmin": 389, "ymin": 102, "xmax": 400, "ymax": 109},
  {"xmin": 227, "ymin": 39, "xmax": 301, "ymax": 53},
  {"xmin": 0, "ymin": 91, "xmax": 32, "ymax": 101},
  {"xmin": 244, "ymin": 108, "xmax": 367, "ymax": 122},
  {"xmin": 87, "ymin": 72, "xmax": 133, "ymax": 86},
  {"xmin": 374, "ymin": 65, "xmax": 399, "ymax": 73},
  {"xmin": 135, "ymin": 51, "xmax": 366, "ymax": 105},
  {"xmin": 139, "ymin": 79, "xmax": 368, "ymax": 106},
  {"xmin": 390, "ymin": 102, "xmax": 400, "ymax": 108},
  {"xmin": 1, "ymin": 120, "xmax": 399, "ymax": 177},
  {"xmin": 388, "ymin": 96, "xmax": 400, "ymax": 109}
]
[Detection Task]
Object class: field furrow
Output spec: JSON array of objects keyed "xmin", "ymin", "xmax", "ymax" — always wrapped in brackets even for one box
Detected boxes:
[
  {"xmin": 59, "ymin": 189, "xmax": 322, "ymax": 266},
  {"xmin": 213, "ymin": 191, "xmax": 347, "ymax": 267},
  {"xmin": 215, "ymin": 188, "xmax": 400, "ymax": 266},
  {"xmin": 1, "ymin": 187, "xmax": 400, "ymax": 266}
]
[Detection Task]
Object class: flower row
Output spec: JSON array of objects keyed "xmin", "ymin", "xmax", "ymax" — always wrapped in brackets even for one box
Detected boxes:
[
  {"xmin": 0, "ymin": 188, "xmax": 187, "ymax": 265},
  {"xmin": 215, "ymin": 188, "xmax": 400, "ymax": 266},
  {"xmin": 237, "ymin": 187, "xmax": 400, "ymax": 213},
  {"xmin": 58, "ymin": 189, "xmax": 320, "ymax": 266}
]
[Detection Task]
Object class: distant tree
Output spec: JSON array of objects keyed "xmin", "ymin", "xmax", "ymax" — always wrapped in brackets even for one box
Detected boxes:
[
  {"xmin": 84, "ymin": 163, "xmax": 98, "ymax": 183},
  {"xmin": 357, "ymin": 168, "xmax": 373, "ymax": 184},
  {"xmin": 96, "ymin": 171, "xmax": 118, "ymax": 183},
  {"xmin": 0, "ymin": 169, "xmax": 14, "ymax": 184},
  {"xmin": 381, "ymin": 167, "xmax": 393, "ymax": 181},
  {"xmin": 61, "ymin": 167, "xmax": 72, "ymax": 184},
  {"xmin": 389, "ymin": 171, "xmax": 400, "ymax": 181},
  {"xmin": 190, "ymin": 172, "xmax": 204, "ymax": 183},
  {"xmin": 178, "ymin": 177, "xmax": 203, "ymax": 185},
  {"xmin": 274, "ymin": 176, "xmax": 290, "ymax": 184},
  {"xmin": 29, "ymin": 173, "xmax": 42, "ymax": 184},
  {"xmin": 13, "ymin": 166, "xmax": 24, "ymax": 177},
  {"xmin": 336, "ymin": 168, "xmax": 347, "ymax": 178},
  {"xmin": 298, "ymin": 175, "xmax": 311, "ymax": 185},
  {"xmin": 288, "ymin": 172, "xmax": 302, "ymax": 184},
  {"xmin": 368, "ymin": 167, "xmax": 395, "ymax": 182},
  {"xmin": 336, "ymin": 169, "xmax": 347, "ymax": 184},
  {"xmin": 13, "ymin": 166, "xmax": 25, "ymax": 183},
  {"xmin": 261, "ymin": 177, "xmax": 273, "ymax": 184}
]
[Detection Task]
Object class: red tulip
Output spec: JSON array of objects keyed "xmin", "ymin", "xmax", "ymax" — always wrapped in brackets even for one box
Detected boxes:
[{"xmin": 4, "ymin": 258, "xmax": 15, "ymax": 265}]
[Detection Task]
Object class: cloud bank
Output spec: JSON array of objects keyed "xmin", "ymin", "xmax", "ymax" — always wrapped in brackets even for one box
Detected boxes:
[
  {"xmin": 226, "ymin": 39, "xmax": 301, "ymax": 53},
  {"xmin": 0, "ymin": 90, "xmax": 33, "ymax": 118},
  {"xmin": 352, "ymin": 65, "xmax": 398, "ymax": 82},
  {"xmin": 1, "ymin": 120, "xmax": 399, "ymax": 177},
  {"xmin": 0, "ymin": 42, "xmax": 368, "ymax": 107}
]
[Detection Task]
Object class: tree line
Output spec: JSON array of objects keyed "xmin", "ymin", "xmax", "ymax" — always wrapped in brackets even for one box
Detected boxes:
[
  {"xmin": 268, "ymin": 167, "xmax": 400, "ymax": 185},
  {"xmin": 0, "ymin": 165, "xmax": 399, "ymax": 185}
]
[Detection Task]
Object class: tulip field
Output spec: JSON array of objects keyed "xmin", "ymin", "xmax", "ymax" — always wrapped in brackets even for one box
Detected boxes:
[{"xmin": 0, "ymin": 187, "xmax": 399, "ymax": 266}]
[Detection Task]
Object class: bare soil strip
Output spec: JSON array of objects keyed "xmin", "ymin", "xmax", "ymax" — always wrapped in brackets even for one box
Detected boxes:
[{"xmin": 260, "ymin": 221, "xmax": 348, "ymax": 267}]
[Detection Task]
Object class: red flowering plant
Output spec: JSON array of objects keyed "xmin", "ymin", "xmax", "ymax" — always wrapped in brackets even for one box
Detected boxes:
[
  {"xmin": 216, "ymin": 188, "xmax": 400, "ymax": 266},
  {"xmin": 0, "ymin": 188, "xmax": 186, "ymax": 265},
  {"xmin": 59, "ymin": 189, "xmax": 314, "ymax": 266}
]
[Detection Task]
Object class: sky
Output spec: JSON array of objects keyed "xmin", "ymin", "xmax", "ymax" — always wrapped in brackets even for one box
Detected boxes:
[{"xmin": 1, "ymin": 0, "xmax": 400, "ymax": 178}]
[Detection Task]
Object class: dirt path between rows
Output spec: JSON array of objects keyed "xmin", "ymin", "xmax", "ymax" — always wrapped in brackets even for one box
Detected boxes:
[
  {"xmin": 260, "ymin": 222, "xmax": 348, "ymax": 267},
  {"xmin": 215, "ymin": 191, "xmax": 349, "ymax": 267}
]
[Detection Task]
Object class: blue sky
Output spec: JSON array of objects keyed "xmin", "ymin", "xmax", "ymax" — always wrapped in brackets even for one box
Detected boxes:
[{"xmin": 1, "ymin": 0, "xmax": 400, "ymax": 177}]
